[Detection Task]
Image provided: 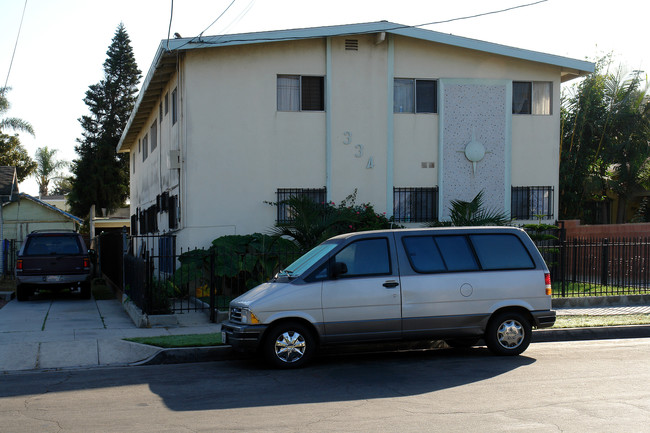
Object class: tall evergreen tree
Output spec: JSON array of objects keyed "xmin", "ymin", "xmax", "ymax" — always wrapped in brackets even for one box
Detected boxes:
[{"xmin": 68, "ymin": 23, "xmax": 141, "ymax": 217}]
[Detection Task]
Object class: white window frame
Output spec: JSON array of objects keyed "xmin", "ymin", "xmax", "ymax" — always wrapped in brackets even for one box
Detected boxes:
[{"xmin": 513, "ymin": 81, "xmax": 552, "ymax": 115}]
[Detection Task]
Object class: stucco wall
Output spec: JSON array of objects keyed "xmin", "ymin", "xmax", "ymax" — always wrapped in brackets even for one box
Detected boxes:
[{"xmin": 129, "ymin": 33, "xmax": 569, "ymax": 249}]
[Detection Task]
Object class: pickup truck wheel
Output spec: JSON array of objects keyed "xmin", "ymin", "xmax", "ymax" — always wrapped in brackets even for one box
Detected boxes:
[
  {"xmin": 16, "ymin": 284, "xmax": 32, "ymax": 302},
  {"xmin": 263, "ymin": 322, "xmax": 315, "ymax": 369},
  {"xmin": 485, "ymin": 311, "xmax": 532, "ymax": 356}
]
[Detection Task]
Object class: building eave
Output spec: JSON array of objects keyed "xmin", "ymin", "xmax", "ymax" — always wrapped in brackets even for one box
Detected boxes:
[{"xmin": 117, "ymin": 21, "xmax": 595, "ymax": 153}]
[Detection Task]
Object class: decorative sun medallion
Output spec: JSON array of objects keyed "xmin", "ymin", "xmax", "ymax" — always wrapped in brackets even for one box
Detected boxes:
[{"xmin": 458, "ymin": 128, "xmax": 489, "ymax": 175}]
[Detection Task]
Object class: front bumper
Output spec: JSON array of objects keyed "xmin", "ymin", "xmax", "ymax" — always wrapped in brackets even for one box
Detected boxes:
[
  {"xmin": 221, "ymin": 321, "xmax": 269, "ymax": 352},
  {"xmin": 532, "ymin": 310, "xmax": 556, "ymax": 329}
]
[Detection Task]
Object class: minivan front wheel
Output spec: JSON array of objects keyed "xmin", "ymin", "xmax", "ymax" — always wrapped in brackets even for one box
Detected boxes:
[
  {"xmin": 485, "ymin": 311, "xmax": 532, "ymax": 356},
  {"xmin": 263, "ymin": 322, "xmax": 315, "ymax": 369}
]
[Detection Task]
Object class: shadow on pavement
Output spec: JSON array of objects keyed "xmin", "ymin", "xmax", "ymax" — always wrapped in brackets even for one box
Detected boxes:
[{"xmin": 0, "ymin": 346, "xmax": 534, "ymax": 411}]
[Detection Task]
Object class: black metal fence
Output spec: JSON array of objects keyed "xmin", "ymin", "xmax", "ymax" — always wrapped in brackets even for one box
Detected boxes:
[
  {"xmin": 116, "ymin": 228, "xmax": 650, "ymax": 319},
  {"xmin": 122, "ymin": 233, "xmax": 301, "ymax": 320}
]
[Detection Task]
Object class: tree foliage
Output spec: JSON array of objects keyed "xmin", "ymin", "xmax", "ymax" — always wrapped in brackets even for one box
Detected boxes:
[
  {"xmin": 34, "ymin": 146, "xmax": 68, "ymax": 196},
  {"xmin": 560, "ymin": 56, "xmax": 650, "ymax": 223},
  {"xmin": 0, "ymin": 87, "xmax": 37, "ymax": 181},
  {"xmin": 0, "ymin": 132, "xmax": 37, "ymax": 182},
  {"xmin": 68, "ymin": 23, "xmax": 141, "ymax": 217},
  {"xmin": 427, "ymin": 190, "xmax": 510, "ymax": 227}
]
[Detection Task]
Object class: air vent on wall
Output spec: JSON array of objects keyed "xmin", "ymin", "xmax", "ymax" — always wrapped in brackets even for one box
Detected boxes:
[{"xmin": 345, "ymin": 39, "xmax": 359, "ymax": 51}]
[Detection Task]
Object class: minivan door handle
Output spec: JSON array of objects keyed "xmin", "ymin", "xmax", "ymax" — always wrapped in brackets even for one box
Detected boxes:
[{"xmin": 383, "ymin": 280, "xmax": 399, "ymax": 288}]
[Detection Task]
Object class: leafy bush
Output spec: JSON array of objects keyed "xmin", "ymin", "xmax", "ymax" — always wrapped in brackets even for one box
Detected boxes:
[{"xmin": 270, "ymin": 190, "xmax": 398, "ymax": 251}]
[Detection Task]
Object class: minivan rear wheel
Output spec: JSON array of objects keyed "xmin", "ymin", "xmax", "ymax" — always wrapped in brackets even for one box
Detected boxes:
[
  {"xmin": 263, "ymin": 322, "xmax": 315, "ymax": 369},
  {"xmin": 485, "ymin": 311, "xmax": 532, "ymax": 356}
]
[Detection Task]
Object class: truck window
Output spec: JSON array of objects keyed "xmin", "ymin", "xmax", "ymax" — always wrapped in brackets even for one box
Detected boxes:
[
  {"xmin": 334, "ymin": 238, "xmax": 391, "ymax": 277},
  {"xmin": 469, "ymin": 234, "xmax": 535, "ymax": 270}
]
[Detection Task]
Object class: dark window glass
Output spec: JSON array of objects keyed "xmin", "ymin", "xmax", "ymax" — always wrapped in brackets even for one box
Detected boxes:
[
  {"xmin": 513, "ymin": 81, "xmax": 532, "ymax": 114},
  {"xmin": 435, "ymin": 236, "xmax": 478, "ymax": 271},
  {"xmin": 470, "ymin": 234, "xmax": 534, "ymax": 270},
  {"xmin": 301, "ymin": 76, "xmax": 324, "ymax": 111},
  {"xmin": 172, "ymin": 88, "xmax": 178, "ymax": 124},
  {"xmin": 416, "ymin": 80, "xmax": 437, "ymax": 113},
  {"xmin": 25, "ymin": 236, "xmax": 81, "ymax": 256},
  {"xmin": 403, "ymin": 236, "xmax": 445, "ymax": 272},
  {"xmin": 334, "ymin": 238, "xmax": 390, "ymax": 277}
]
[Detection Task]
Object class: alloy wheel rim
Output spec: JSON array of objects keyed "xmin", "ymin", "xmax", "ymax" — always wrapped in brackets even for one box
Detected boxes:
[
  {"xmin": 496, "ymin": 319, "xmax": 524, "ymax": 349},
  {"xmin": 274, "ymin": 331, "xmax": 307, "ymax": 363}
]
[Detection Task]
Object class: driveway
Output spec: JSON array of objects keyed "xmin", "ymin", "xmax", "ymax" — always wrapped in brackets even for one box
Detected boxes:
[{"xmin": 0, "ymin": 292, "xmax": 219, "ymax": 372}]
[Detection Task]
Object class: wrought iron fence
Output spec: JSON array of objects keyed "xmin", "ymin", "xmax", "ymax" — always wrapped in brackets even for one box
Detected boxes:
[{"xmin": 117, "ymin": 228, "xmax": 650, "ymax": 319}]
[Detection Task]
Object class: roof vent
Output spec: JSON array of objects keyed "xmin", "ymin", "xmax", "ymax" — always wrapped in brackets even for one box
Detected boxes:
[{"xmin": 345, "ymin": 39, "xmax": 359, "ymax": 51}]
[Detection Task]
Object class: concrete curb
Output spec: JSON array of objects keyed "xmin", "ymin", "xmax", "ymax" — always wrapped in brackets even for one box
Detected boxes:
[
  {"xmin": 136, "ymin": 345, "xmax": 236, "ymax": 366},
  {"xmin": 130, "ymin": 324, "xmax": 650, "ymax": 367},
  {"xmin": 533, "ymin": 324, "xmax": 650, "ymax": 343}
]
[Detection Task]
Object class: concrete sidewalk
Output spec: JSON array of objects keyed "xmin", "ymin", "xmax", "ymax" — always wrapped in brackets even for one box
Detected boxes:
[
  {"xmin": 1, "ymin": 294, "xmax": 650, "ymax": 373},
  {"xmin": 0, "ymin": 296, "xmax": 221, "ymax": 373}
]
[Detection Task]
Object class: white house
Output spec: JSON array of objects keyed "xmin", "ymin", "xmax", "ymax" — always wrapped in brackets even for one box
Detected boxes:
[{"xmin": 117, "ymin": 21, "xmax": 594, "ymax": 252}]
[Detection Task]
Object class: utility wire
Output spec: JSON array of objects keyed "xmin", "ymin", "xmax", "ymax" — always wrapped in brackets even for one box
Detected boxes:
[
  {"xmin": 166, "ymin": 0, "xmax": 174, "ymax": 51},
  {"xmin": 4, "ymin": 0, "xmax": 29, "ymax": 89},
  {"xmin": 199, "ymin": 0, "xmax": 238, "ymax": 38}
]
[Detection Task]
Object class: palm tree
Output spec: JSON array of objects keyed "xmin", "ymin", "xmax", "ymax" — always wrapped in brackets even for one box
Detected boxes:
[
  {"xmin": 34, "ymin": 146, "xmax": 68, "ymax": 197},
  {"xmin": 0, "ymin": 87, "xmax": 34, "ymax": 136},
  {"xmin": 429, "ymin": 190, "xmax": 510, "ymax": 227}
]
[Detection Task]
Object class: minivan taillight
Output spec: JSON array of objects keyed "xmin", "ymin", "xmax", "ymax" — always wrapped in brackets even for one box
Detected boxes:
[
  {"xmin": 545, "ymin": 272, "xmax": 552, "ymax": 296},
  {"xmin": 83, "ymin": 258, "xmax": 90, "ymax": 269},
  {"xmin": 16, "ymin": 259, "xmax": 23, "ymax": 270}
]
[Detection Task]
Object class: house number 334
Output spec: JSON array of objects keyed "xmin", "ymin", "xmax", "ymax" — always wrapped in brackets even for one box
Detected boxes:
[{"xmin": 342, "ymin": 131, "xmax": 374, "ymax": 169}]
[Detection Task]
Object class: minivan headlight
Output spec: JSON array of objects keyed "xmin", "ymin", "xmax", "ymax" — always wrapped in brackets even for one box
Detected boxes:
[{"xmin": 240, "ymin": 308, "xmax": 260, "ymax": 325}]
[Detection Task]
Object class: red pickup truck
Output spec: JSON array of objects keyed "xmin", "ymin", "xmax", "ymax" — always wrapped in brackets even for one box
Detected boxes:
[{"xmin": 15, "ymin": 230, "xmax": 93, "ymax": 301}]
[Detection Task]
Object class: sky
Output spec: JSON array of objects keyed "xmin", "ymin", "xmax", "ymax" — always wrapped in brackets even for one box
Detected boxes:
[{"xmin": 1, "ymin": 0, "xmax": 648, "ymax": 196}]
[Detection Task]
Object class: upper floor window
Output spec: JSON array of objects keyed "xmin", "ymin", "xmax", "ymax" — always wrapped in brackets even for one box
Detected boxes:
[
  {"xmin": 277, "ymin": 75, "xmax": 325, "ymax": 111},
  {"xmin": 513, "ymin": 81, "xmax": 552, "ymax": 115},
  {"xmin": 150, "ymin": 121, "xmax": 158, "ymax": 151},
  {"xmin": 172, "ymin": 88, "xmax": 178, "ymax": 125},
  {"xmin": 142, "ymin": 134, "xmax": 148, "ymax": 162},
  {"xmin": 394, "ymin": 79, "xmax": 437, "ymax": 113}
]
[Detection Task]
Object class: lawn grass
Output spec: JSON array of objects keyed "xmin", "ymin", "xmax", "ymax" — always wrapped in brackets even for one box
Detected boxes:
[
  {"xmin": 554, "ymin": 314, "xmax": 650, "ymax": 328},
  {"xmin": 124, "ymin": 315, "xmax": 650, "ymax": 349},
  {"xmin": 126, "ymin": 333, "xmax": 222, "ymax": 348}
]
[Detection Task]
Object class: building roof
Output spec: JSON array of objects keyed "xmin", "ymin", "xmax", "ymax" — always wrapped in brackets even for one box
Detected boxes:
[
  {"xmin": 0, "ymin": 166, "xmax": 18, "ymax": 202},
  {"xmin": 117, "ymin": 21, "xmax": 596, "ymax": 153},
  {"xmin": 5, "ymin": 193, "xmax": 83, "ymax": 225}
]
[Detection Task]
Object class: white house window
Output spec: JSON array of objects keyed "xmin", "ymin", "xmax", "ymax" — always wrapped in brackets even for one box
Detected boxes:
[
  {"xmin": 511, "ymin": 186, "xmax": 554, "ymax": 219},
  {"xmin": 393, "ymin": 187, "xmax": 438, "ymax": 222},
  {"xmin": 513, "ymin": 81, "xmax": 552, "ymax": 115},
  {"xmin": 132, "ymin": 152, "xmax": 135, "ymax": 174},
  {"xmin": 172, "ymin": 88, "xmax": 178, "ymax": 125},
  {"xmin": 394, "ymin": 79, "xmax": 437, "ymax": 113},
  {"xmin": 164, "ymin": 92, "xmax": 169, "ymax": 115},
  {"xmin": 143, "ymin": 134, "xmax": 148, "ymax": 162},
  {"xmin": 150, "ymin": 121, "xmax": 157, "ymax": 151},
  {"xmin": 277, "ymin": 75, "xmax": 325, "ymax": 111}
]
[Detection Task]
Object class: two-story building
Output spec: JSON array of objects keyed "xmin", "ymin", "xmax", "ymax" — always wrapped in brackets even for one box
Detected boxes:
[{"xmin": 117, "ymin": 21, "xmax": 594, "ymax": 252}]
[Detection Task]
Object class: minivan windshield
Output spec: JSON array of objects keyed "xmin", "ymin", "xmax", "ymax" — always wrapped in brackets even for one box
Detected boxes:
[{"xmin": 278, "ymin": 242, "xmax": 338, "ymax": 278}]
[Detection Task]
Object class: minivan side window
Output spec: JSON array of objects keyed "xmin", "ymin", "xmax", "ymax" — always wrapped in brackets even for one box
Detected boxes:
[
  {"xmin": 470, "ymin": 234, "xmax": 534, "ymax": 270},
  {"xmin": 334, "ymin": 238, "xmax": 391, "ymax": 277},
  {"xmin": 403, "ymin": 235, "xmax": 478, "ymax": 273}
]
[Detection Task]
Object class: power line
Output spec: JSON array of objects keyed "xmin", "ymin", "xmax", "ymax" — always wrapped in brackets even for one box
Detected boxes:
[
  {"xmin": 4, "ymin": 0, "xmax": 29, "ymax": 89},
  {"xmin": 166, "ymin": 0, "xmax": 174, "ymax": 51},
  {"xmin": 199, "ymin": 0, "xmax": 238, "ymax": 38}
]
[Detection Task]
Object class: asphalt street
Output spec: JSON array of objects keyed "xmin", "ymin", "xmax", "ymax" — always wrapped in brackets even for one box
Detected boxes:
[{"xmin": 1, "ymin": 338, "xmax": 649, "ymax": 432}]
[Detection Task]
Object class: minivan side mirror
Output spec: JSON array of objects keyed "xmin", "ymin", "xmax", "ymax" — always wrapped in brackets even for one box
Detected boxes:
[{"xmin": 332, "ymin": 262, "xmax": 348, "ymax": 278}]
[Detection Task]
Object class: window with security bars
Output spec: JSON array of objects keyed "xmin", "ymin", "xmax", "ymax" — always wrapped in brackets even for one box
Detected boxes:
[
  {"xmin": 393, "ymin": 187, "xmax": 438, "ymax": 222},
  {"xmin": 276, "ymin": 188, "xmax": 327, "ymax": 224},
  {"xmin": 511, "ymin": 186, "xmax": 554, "ymax": 220}
]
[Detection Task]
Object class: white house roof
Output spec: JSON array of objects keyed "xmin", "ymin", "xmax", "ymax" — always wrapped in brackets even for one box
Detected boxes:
[
  {"xmin": 7, "ymin": 193, "xmax": 84, "ymax": 225},
  {"xmin": 117, "ymin": 21, "xmax": 595, "ymax": 153}
]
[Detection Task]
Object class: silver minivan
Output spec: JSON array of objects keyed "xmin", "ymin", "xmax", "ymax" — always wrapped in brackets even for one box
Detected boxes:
[{"xmin": 221, "ymin": 227, "xmax": 556, "ymax": 368}]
